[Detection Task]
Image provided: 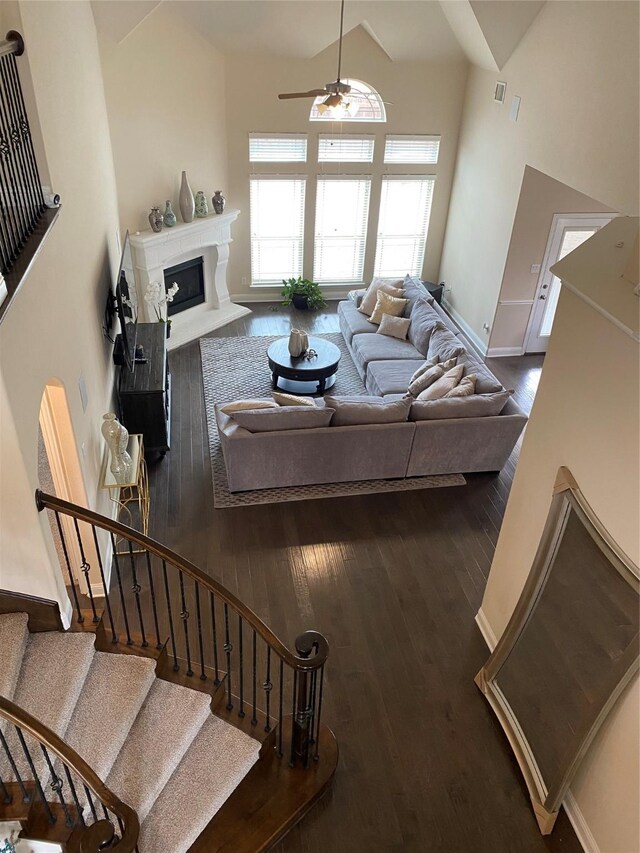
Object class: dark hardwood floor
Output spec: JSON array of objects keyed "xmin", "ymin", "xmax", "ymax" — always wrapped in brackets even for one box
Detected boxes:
[{"xmin": 146, "ymin": 302, "xmax": 580, "ymax": 853}]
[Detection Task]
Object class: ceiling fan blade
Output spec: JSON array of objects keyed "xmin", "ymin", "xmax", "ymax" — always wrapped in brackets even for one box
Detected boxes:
[{"xmin": 278, "ymin": 90, "xmax": 328, "ymax": 100}]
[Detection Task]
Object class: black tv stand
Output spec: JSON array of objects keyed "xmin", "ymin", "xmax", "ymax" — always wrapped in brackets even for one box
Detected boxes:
[{"xmin": 117, "ymin": 323, "xmax": 171, "ymax": 456}]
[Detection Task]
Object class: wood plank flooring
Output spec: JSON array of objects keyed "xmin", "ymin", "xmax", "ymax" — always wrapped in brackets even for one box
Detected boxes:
[{"xmin": 146, "ymin": 302, "xmax": 580, "ymax": 853}]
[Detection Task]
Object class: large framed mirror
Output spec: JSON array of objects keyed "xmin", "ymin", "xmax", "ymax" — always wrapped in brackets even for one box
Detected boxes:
[{"xmin": 476, "ymin": 467, "xmax": 639, "ymax": 834}]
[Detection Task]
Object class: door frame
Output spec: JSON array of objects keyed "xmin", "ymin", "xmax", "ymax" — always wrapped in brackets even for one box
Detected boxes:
[{"xmin": 524, "ymin": 213, "xmax": 617, "ymax": 354}]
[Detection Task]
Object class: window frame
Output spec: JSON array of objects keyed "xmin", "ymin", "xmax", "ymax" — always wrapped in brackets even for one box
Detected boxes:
[{"xmin": 249, "ymin": 174, "xmax": 307, "ymax": 285}]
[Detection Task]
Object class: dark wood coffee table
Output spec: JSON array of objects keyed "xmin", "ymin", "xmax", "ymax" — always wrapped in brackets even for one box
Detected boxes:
[{"xmin": 267, "ymin": 336, "xmax": 341, "ymax": 395}]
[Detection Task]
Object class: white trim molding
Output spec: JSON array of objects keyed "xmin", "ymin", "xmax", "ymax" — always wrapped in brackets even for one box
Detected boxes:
[
  {"xmin": 475, "ymin": 607, "xmax": 498, "ymax": 650},
  {"xmin": 442, "ymin": 298, "xmax": 488, "ymax": 357},
  {"xmin": 486, "ymin": 345, "xmax": 525, "ymax": 358}
]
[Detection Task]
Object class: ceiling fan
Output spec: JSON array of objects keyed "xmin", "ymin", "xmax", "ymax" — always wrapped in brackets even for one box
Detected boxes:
[{"xmin": 278, "ymin": 0, "xmax": 357, "ymax": 116}]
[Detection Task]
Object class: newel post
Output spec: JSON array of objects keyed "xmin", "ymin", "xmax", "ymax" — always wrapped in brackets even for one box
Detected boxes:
[{"xmin": 291, "ymin": 631, "xmax": 328, "ymax": 768}]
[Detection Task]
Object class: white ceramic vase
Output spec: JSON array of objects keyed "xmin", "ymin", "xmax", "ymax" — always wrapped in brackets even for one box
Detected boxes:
[
  {"xmin": 288, "ymin": 329, "xmax": 308, "ymax": 357},
  {"xmin": 101, "ymin": 413, "xmax": 132, "ymax": 476},
  {"xmin": 179, "ymin": 171, "xmax": 195, "ymax": 223}
]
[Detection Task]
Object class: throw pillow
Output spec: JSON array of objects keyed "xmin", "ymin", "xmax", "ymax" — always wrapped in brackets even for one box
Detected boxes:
[
  {"xmin": 377, "ymin": 314, "xmax": 411, "ymax": 340},
  {"xmin": 407, "ymin": 364, "xmax": 444, "ymax": 397},
  {"xmin": 220, "ymin": 399, "xmax": 278, "ymax": 415},
  {"xmin": 416, "ymin": 365, "xmax": 464, "ymax": 401},
  {"xmin": 409, "ymin": 390, "xmax": 513, "ymax": 421},
  {"xmin": 426, "ymin": 324, "xmax": 465, "ymax": 363},
  {"xmin": 324, "ymin": 395, "xmax": 411, "ymax": 426},
  {"xmin": 231, "ymin": 406, "xmax": 334, "ymax": 433},
  {"xmin": 369, "ymin": 290, "xmax": 409, "ymax": 325},
  {"xmin": 407, "ymin": 299, "xmax": 441, "ymax": 353},
  {"xmin": 445, "ymin": 374, "xmax": 476, "ymax": 398},
  {"xmin": 409, "ymin": 357, "xmax": 438, "ymax": 384},
  {"xmin": 358, "ymin": 278, "xmax": 404, "ymax": 316},
  {"xmin": 272, "ymin": 391, "xmax": 315, "ymax": 407}
]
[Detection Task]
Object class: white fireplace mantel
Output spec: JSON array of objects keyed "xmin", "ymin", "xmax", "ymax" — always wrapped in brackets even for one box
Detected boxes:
[{"xmin": 129, "ymin": 208, "xmax": 250, "ymax": 350}]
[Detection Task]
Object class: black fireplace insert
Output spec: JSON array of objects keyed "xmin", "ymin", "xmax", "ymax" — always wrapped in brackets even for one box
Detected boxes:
[{"xmin": 164, "ymin": 256, "xmax": 205, "ymax": 315}]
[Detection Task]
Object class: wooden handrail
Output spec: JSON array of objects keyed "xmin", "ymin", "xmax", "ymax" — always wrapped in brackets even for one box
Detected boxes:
[
  {"xmin": 35, "ymin": 489, "xmax": 328, "ymax": 673},
  {"xmin": 0, "ymin": 31, "xmax": 24, "ymax": 58},
  {"xmin": 0, "ymin": 695, "xmax": 138, "ymax": 852}
]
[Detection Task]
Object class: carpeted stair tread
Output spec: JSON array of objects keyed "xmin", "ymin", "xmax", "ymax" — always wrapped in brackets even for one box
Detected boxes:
[
  {"xmin": 60, "ymin": 652, "xmax": 157, "ymax": 782},
  {"xmin": 0, "ymin": 613, "xmax": 29, "ymax": 700},
  {"xmin": 106, "ymin": 678, "xmax": 212, "ymax": 822},
  {"xmin": 138, "ymin": 715, "xmax": 261, "ymax": 852}
]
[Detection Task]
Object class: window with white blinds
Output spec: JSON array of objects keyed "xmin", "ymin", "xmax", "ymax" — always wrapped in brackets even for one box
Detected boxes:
[
  {"xmin": 249, "ymin": 134, "xmax": 307, "ymax": 162},
  {"xmin": 383, "ymin": 135, "xmax": 440, "ymax": 164},
  {"xmin": 373, "ymin": 177, "xmax": 435, "ymax": 278},
  {"xmin": 318, "ymin": 135, "xmax": 375, "ymax": 163},
  {"xmin": 314, "ymin": 177, "xmax": 371, "ymax": 282},
  {"xmin": 250, "ymin": 177, "xmax": 306, "ymax": 283}
]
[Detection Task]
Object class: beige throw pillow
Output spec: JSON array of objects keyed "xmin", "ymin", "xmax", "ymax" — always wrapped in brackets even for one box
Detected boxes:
[
  {"xmin": 358, "ymin": 278, "xmax": 404, "ymax": 316},
  {"xmin": 407, "ymin": 364, "xmax": 444, "ymax": 397},
  {"xmin": 220, "ymin": 399, "xmax": 278, "ymax": 414},
  {"xmin": 417, "ymin": 365, "xmax": 464, "ymax": 401},
  {"xmin": 377, "ymin": 314, "xmax": 411, "ymax": 340},
  {"xmin": 369, "ymin": 290, "xmax": 408, "ymax": 325},
  {"xmin": 409, "ymin": 356, "xmax": 457, "ymax": 386},
  {"xmin": 445, "ymin": 374, "xmax": 476, "ymax": 398},
  {"xmin": 272, "ymin": 391, "xmax": 315, "ymax": 407}
]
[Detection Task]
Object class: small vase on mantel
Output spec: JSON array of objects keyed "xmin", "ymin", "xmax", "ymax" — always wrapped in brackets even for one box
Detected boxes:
[
  {"xmin": 195, "ymin": 191, "xmax": 209, "ymax": 218},
  {"xmin": 163, "ymin": 200, "xmax": 177, "ymax": 227},
  {"xmin": 101, "ymin": 413, "xmax": 132, "ymax": 477},
  {"xmin": 179, "ymin": 171, "xmax": 195, "ymax": 223},
  {"xmin": 212, "ymin": 190, "xmax": 226, "ymax": 214},
  {"xmin": 148, "ymin": 205, "xmax": 163, "ymax": 233}
]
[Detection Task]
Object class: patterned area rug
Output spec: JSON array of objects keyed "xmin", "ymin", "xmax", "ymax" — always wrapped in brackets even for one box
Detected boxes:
[{"xmin": 200, "ymin": 333, "xmax": 465, "ymax": 507}]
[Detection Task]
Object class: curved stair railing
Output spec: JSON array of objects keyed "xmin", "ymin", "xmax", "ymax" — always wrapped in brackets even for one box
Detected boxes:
[
  {"xmin": 35, "ymin": 490, "xmax": 329, "ymax": 772},
  {"xmin": 0, "ymin": 694, "xmax": 138, "ymax": 852}
]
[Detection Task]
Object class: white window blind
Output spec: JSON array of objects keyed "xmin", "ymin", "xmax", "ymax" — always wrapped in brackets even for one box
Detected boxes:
[
  {"xmin": 249, "ymin": 134, "xmax": 307, "ymax": 162},
  {"xmin": 314, "ymin": 177, "xmax": 371, "ymax": 282},
  {"xmin": 250, "ymin": 177, "xmax": 306, "ymax": 283},
  {"xmin": 383, "ymin": 135, "xmax": 440, "ymax": 164},
  {"xmin": 373, "ymin": 177, "xmax": 435, "ymax": 278},
  {"xmin": 318, "ymin": 135, "xmax": 375, "ymax": 163}
]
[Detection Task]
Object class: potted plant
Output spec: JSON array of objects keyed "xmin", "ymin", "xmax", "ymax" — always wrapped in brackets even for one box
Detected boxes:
[{"xmin": 281, "ymin": 277, "xmax": 326, "ymax": 310}]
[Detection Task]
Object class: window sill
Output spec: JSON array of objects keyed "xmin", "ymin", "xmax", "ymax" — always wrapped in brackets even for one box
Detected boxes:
[
  {"xmin": 250, "ymin": 281, "xmax": 364, "ymax": 289},
  {"xmin": 0, "ymin": 207, "xmax": 61, "ymax": 327}
]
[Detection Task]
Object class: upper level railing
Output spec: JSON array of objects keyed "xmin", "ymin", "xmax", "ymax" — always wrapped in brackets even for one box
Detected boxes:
[{"xmin": 35, "ymin": 490, "xmax": 329, "ymax": 771}]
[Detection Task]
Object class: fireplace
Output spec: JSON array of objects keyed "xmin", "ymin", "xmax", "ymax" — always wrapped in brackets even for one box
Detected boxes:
[{"xmin": 164, "ymin": 256, "xmax": 204, "ymax": 315}]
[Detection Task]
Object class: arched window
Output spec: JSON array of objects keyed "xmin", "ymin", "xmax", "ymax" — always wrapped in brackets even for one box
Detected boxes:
[{"xmin": 309, "ymin": 78, "xmax": 386, "ymax": 123}]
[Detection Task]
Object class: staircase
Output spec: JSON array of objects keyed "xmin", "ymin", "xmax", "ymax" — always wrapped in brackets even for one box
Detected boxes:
[{"xmin": 0, "ymin": 491, "xmax": 337, "ymax": 851}]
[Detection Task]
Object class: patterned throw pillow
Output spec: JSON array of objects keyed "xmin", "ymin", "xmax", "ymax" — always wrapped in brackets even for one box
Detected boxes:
[
  {"xmin": 445, "ymin": 374, "xmax": 476, "ymax": 398},
  {"xmin": 416, "ymin": 365, "xmax": 464, "ymax": 401},
  {"xmin": 369, "ymin": 290, "xmax": 409, "ymax": 325},
  {"xmin": 358, "ymin": 278, "xmax": 404, "ymax": 316},
  {"xmin": 376, "ymin": 314, "xmax": 411, "ymax": 340},
  {"xmin": 272, "ymin": 391, "xmax": 315, "ymax": 407}
]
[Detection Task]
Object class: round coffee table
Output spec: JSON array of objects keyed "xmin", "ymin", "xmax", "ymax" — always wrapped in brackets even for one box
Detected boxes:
[{"xmin": 267, "ymin": 336, "xmax": 341, "ymax": 395}]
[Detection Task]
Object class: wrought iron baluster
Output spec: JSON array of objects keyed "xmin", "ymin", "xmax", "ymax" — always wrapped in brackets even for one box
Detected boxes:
[
  {"xmin": 314, "ymin": 664, "xmax": 325, "ymax": 761},
  {"xmin": 195, "ymin": 582, "xmax": 206, "ymax": 680},
  {"xmin": 63, "ymin": 765, "xmax": 86, "ymax": 828},
  {"xmin": 7, "ymin": 52, "xmax": 44, "ymax": 216},
  {"xmin": 278, "ymin": 658, "xmax": 284, "ymax": 758},
  {"xmin": 145, "ymin": 550, "xmax": 162, "ymax": 649},
  {"xmin": 308, "ymin": 670, "xmax": 318, "ymax": 748},
  {"xmin": 0, "ymin": 57, "xmax": 35, "ymax": 234},
  {"xmin": 263, "ymin": 646, "xmax": 272, "ymax": 733},
  {"xmin": 110, "ymin": 533, "xmax": 132, "ymax": 645},
  {"xmin": 73, "ymin": 517, "xmax": 98, "ymax": 623},
  {"xmin": 0, "ymin": 60, "xmax": 21, "ymax": 263},
  {"xmin": 210, "ymin": 592, "xmax": 220, "ymax": 685},
  {"xmin": 39, "ymin": 744, "xmax": 74, "ymax": 827},
  {"xmin": 251, "ymin": 630, "xmax": 257, "ymax": 726},
  {"xmin": 54, "ymin": 511, "xmax": 83, "ymax": 624},
  {"xmin": 83, "ymin": 784, "xmax": 98, "ymax": 823},
  {"xmin": 0, "ymin": 772, "xmax": 11, "ymax": 804},
  {"xmin": 237, "ymin": 614, "xmax": 245, "ymax": 718},
  {"xmin": 92, "ymin": 526, "xmax": 117, "ymax": 643},
  {"xmin": 178, "ymin": 570, "xmax": 193, "ymax": 676},
  {"xmin": 223, "ymin": 602, "xmax": 233, "ymax": 710},
  {"xmin": 101, "ymin": 802, "xmax": 109, "ymax": 821},
  {"xmin": 0, "ymin": 59, "xmax": 29, "ymax": 240},
  {"xmin": 0, "ymin": 729, "xmax": 29, "ymax": 802},
  {"xmin": 289, "ymin": 672, "xmax": 298, "ymax": 767},
  {"xmin": 162, "ymin": 559, "xmax": 179, "ymax": 671},
  {"xmin": 15, "ymin": 728, "xmax": 55, "ymax": 824},
  {"xmin": 127, "ymin": 539, "xmax": 147, "ymax": 646}
]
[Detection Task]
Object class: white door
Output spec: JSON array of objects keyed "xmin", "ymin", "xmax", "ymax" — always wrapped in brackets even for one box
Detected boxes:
[{"xmin": 525, "ymin": 215, "xmax": 615, "ymax": 353}]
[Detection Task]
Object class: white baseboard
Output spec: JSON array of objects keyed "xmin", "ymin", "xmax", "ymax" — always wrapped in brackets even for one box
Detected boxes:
[
  {"xmin": 486, "ymin": 345, "xmax": 525, "ymax": 358},
  {"xmin": 475, "ymin": 607, "xmax": 498, "ymax": 650},
  {"xmin": 442, "ymin": 299, "xmax": 488, "ymax": 358},
  {"xmin": 167, "ymin": 303, "xmax": 252, "ymax": 351}
]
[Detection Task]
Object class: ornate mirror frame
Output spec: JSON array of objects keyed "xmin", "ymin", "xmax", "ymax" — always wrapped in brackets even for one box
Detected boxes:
[{"xmin": 475, "ymin": 467, "xmax": 639, "ymax": 834}]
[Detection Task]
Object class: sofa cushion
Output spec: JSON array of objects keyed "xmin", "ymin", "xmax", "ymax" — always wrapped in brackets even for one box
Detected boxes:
[
  {"xmin": 369, "ymin": 290, "xmax": 408, "ymax": 325},
  {"xmin": 366, "ymin": 359, "xmax": 425, "ymax": 396},
  {"xmin": 402, "ymin": 275, "xmax": 434, "ymax": 314},
  {"xmin": 351, "ymin": 333, "xmax": 422, "ymax": 376},
  {"xmin": 325, "ymin": 395, "xmax": 411, "ymax": 426},
  {"xmin": 429, "ymin": 299, "xmax": 463, "ymax": 336},
  {"xmin": 377, "ymin": 313, "xmax": 411, "ymax": 340},
  {"xmin": 407, "ymin": 299, "xmax": 442, "ymax": 355},
  {"xmin": 417, "ymin": 365, "xmax": 464, "ymax": 400},
  {"xmin": 272, "ymin": 391, "xmax": 316, "ymax": 407},
  {"xmin": 427, "ymin": 325, "xmax": 466, "ymax": 363},
  {"xmin": 409, "ymin": 390, "xmax": 513, "ymax": 421},
  {"xmin": 347, "ymin": 288, "xmax": 366, "ymax": 307},
  {"xmin": 338, "ymin": 299, "xmax": 376, "ymax": 343},
  {"xmin": 445, "ymin": 374, "xmax": 476, "ymax": 398},
  {"xmin": 220, "ymin": 399, "xmax": 278, "ymax": 414},
  {"xmin": 457, "ymin": 351, "xmax": 504, "ymax": 394},
  {"xmin": 358, "ymin": 278, "xmax": 404, "ymax": 316},
  {"xmin": 408, "ymin": 364, "xmax": 444, "ymax": 397},
  {"xmin": 231, "ymin": 406, "xmax": 334, "ymax": 433}
]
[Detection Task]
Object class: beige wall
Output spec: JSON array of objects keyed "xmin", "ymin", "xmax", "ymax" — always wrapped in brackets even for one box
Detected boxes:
[
  {"xmin": 0, "ymin": 0, "xmax": 121, "ymax": 617},
  {"xmin": 439, "ymin": 0, "xmax": 639, "ymax": 350},
  {"xmin": 224, "ymin": 26, "xmax": 468, "ymax": 300},
  {"xmin": 481, "ymin": 286, "xmax": 639, "ymax": 852},
  {"xmin": 98, "ymin": 4, "xmax": 228, "ymax": 235},
  {"xmin": 488, "ymin": 167, "xmax": 615, "ymax": 354}
]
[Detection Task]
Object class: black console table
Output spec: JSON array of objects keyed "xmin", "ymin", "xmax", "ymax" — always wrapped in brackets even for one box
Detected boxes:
[{"xmin": 118, "ymin": 323, "xmax": 171, "ymax": 456}]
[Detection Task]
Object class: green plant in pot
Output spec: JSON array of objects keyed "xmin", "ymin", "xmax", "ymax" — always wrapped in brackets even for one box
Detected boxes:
[{"xmin": 281, "ymin": 277, "xmax": 326, "ymax": 310}]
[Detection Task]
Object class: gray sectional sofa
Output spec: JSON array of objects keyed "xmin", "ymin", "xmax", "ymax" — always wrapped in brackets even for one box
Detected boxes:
[{"xmin": 216, "ymin": 277, "xmax": 527, "ymax": 492}]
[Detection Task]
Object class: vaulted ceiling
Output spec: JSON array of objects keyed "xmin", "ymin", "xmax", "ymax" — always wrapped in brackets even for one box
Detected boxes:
[{"xmin": 91, "ymin": 0, "xmax": 545, "ymax": 70}]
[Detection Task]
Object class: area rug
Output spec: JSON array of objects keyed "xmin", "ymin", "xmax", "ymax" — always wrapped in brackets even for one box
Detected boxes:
[{"xmin": 200, "ymin": 333, "xmax": 465, "ymax": 507}]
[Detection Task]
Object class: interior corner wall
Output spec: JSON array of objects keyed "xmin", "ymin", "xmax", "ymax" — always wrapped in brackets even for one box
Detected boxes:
[
  {"xmin": 439, "ymin": 0, "xmax": 640, "ymax": 350},
  {"xmin": 480, "ymin": 288, "xmax": 639, "ymax": 853},
  {"xmin": 0, "ymin": 0, "xmax": 121, "ymax": 614},
  {"xmin": 97, "ymin": 4, "xmax": 228, "ymax": 235},
  {"xmin": 224, "ymin": 26, "xmax": 468, "ymax": 301}
]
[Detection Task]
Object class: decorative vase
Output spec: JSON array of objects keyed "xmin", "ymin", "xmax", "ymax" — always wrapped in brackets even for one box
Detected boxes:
[
  {"xmin": 212, "ymin": 190, "xmax": 226, "ymax": 214},
  {"xmin": 163, "ymin": 200, "xmax": 177, "ymax": 228},
  {"xmin": 179, "ymin": 171, "xmax": 195, "ymax": 223},
  {"xmin": 292, "ymin": 293, "xmax": 309, "ymax": 310},
  {"xmin": 195, "ymin": 191, "xmax": 209, "ymax": 218},
  {"xmin": 101, "ymin": 413, "xmax": 132, "ymax": 477},
  {"xmin": 148, "ymin": 206, "xmax": 163, "ymax": 233},
  {"xmin": 288, "ymin": 328, "xmax": 308, "ymax": 358}
]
